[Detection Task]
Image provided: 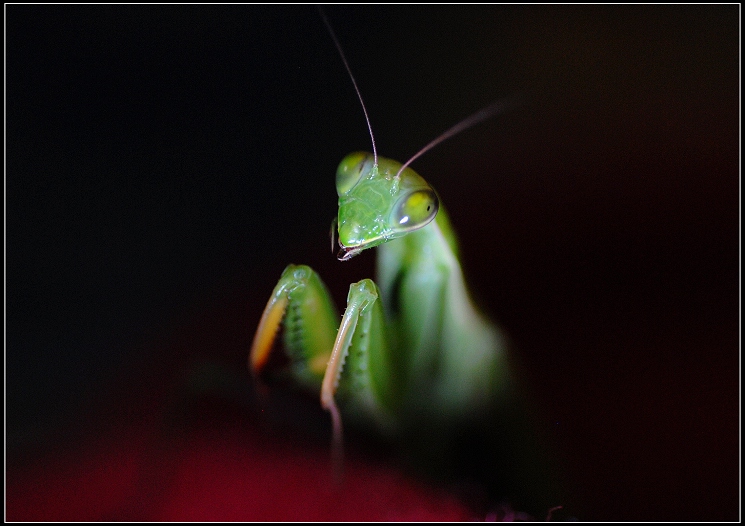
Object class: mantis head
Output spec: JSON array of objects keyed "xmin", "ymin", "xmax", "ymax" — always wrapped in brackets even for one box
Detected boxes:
[{"xmin": 334, "ymin": 152, "xmax": 439, "ymax": 261}]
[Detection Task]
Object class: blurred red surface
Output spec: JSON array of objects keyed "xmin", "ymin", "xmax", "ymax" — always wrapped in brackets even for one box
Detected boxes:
[
  {"xmin": 7, "ymin": 419, "xmax": 476, "ymax": 522},
  {"xmin": 6, "ymin": 289, "xmax": 483, "ymax": 522}
]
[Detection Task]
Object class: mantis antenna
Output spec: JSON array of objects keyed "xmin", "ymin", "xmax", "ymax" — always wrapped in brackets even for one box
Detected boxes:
[
  {"xmin": 320, "ymin": 9, "xmax": 518, "ymax": 181},
  {"xmin": 395, "ymin": 98, "xmax": 519, "ymax": 179},
  {"xmin": 319, "ymin": 7, "xmax": 378, "ymax": 166}
]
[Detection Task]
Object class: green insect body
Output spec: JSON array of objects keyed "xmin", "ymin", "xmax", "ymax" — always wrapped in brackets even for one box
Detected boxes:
[
  {"xmin": 248, "ymin": 10, "xmax": 528, "ymax": 472},
  {"xmin": 247, "ymin": 15, "xmax": 562, "ymax": 512},
  {"xmin": 250, "ymin": 151, "xmax": 510, "ymax": 453}
]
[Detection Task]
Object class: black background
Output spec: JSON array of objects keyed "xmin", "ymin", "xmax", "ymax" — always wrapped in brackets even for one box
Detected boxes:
[{"xmin": 7, "ymin": 5, "xmax": 739, "ymax": 520}]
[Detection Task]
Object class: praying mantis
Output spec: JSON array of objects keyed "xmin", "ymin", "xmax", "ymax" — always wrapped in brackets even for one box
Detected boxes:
[{"xmin": 249, "ymin": 11, "xmax": 524, "ymax": 473}]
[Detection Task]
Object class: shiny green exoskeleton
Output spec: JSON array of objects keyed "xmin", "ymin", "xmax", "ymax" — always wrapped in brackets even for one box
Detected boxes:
[
  {"xmin": 250, "ymin": 151, "xmax": 510, "ymax": 460},
  {"xmin": 249, "ymin": 10, "xmax": 538, "ymax": 486},
  {"xmin": 248, "ymin": 14, "xmax": 559, "ymax": 513}
]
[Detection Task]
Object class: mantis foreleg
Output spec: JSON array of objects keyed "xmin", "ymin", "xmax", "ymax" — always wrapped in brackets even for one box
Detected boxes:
[{"xmin": 250, "ymin": 266, "xmax": 399, "ymax": 458}]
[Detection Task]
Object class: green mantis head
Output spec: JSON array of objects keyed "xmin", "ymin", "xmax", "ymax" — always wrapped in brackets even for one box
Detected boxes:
[{"xmin": 334, "ymin": 152, "xmax": 439, "ymax": 261}]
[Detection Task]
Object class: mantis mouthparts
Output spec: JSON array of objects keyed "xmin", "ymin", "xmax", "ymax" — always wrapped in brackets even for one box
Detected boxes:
[{"xmin": 337, "ymin": 244, "xmax": 363, "ymax": 261}]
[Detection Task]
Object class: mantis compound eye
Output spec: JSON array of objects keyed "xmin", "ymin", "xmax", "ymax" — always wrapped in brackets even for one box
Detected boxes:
[
  {"xmin": 391, "ymin": 189, "xmax": 439, "ymax": 232},
  {"xmin": 336, "ymin": 152, "xmax": 373, "ymax": 196}
]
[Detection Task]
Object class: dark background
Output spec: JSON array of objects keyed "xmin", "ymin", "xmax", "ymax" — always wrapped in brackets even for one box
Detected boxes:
[{"xmin": 6, "ymin": 5, "xmax": 739, "ymax": 521}]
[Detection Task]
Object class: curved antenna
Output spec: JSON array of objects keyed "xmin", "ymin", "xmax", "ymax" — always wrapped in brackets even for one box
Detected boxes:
[
  {"xmin": 319, "ymin": 7, "xmax": 378, "ymax": 165},
  {"xmin": 395, "ymin": 97, "xmax": 520, "ymax": 179}
]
